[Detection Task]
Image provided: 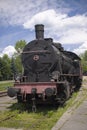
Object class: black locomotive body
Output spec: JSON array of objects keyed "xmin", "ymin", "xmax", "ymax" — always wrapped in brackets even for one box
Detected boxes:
[{"xmin": 8, "ymin": 24, "xmax": 82, "ymax": 111}]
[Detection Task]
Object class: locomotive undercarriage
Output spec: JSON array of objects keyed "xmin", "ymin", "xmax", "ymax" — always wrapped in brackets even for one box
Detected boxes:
[
  {"xmin": 7, "ymin": 72, "xmax": 82, "ymax": 112},
  {"xmin": 10, "ymin": 74, "xmax": 81, "ymax": 112},
  {"xmin": 16, "ymin": 84, "xmax": 69, "ymax": 112}
]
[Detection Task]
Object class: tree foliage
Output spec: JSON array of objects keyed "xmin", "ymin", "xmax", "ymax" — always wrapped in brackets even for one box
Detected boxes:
[
  {"xmin": 0, "ymin": 40, "xmax": 26, "ymax": 81},
  {"xmin": 14, "ymin": 40, "xmax": 26, "ymax": 74},
  {"xmin": 80, "ymin": 50, "xmax": 87, "ymax": 74},
  {"xmin": 15, "ymin": 40, "xmax": 26, "ymax": 53},
  {"xmin": 0, "ymin": 55, "xmax": 12, "ymax": 80}
]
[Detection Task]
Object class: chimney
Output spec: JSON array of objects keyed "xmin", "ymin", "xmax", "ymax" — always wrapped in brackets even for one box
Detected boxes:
[{"xmin": 35, "ymin": 24, "xmax": 44, "ymax": 40}]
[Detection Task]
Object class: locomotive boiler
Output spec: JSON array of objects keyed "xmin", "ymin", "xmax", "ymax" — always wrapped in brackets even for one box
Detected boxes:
[{"xmin": 8, "ymin": 24, "xmax": 82, "ymax": 111}]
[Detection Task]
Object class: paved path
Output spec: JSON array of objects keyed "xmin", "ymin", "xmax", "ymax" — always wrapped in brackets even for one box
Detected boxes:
[
  {"xmin": 0, "ymin": 128, "xmax": 22, "ymax": 130},
  {"xmin": 0, "ymin": 96, "xmax": 16, "ymax": 111},
  {"xmin": 61, "ymin": 99, "xmax": 87, "ymax": 130},
  {"xmin": 52, "ymin": 98, "xmax": 87, "ymax": 130}
]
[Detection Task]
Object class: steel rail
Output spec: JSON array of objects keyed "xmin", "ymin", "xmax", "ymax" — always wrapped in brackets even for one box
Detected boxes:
[{"xmin": 0, "ymin": 91, "xmax": 7, "ymax": 97}]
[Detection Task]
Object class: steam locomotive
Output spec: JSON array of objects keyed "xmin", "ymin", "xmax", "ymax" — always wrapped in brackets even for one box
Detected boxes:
[{"xmin": 8, "ymin": 24, "xmax": 82, "ymax": 111}]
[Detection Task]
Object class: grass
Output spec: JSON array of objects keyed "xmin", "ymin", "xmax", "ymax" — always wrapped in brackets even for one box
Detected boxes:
[
  {"xmin": 0, "ymin": 80, "xmax": 14, "ymax": 91},
  {"xmin": 0, "ymin": 92, "xmax": 79, "ymax": 130}
]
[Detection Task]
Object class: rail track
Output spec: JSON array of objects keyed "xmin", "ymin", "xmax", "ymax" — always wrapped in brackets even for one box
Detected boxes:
[
  {"xmin": 0, "ymin": 114, "xmax": 15, "ymax": 123},
  {"xmin": 0, "ymin": 91, "xmax": 7, "ymax": 97}
]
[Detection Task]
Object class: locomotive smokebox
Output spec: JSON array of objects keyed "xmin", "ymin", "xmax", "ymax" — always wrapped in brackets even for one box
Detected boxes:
[{"xmin": 35, "ymin": 24, "xmax": 44, "ymax": 40}]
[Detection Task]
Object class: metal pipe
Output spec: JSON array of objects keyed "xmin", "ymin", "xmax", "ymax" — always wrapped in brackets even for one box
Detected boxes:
[{"xmin": 35, "ymin": 24, "xmax": 44, "ymax": 40}]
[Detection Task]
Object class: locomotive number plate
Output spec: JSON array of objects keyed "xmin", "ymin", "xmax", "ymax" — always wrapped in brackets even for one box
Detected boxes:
[{"xmin": 33, "ymin": 55, "xmax": 39, "ymax": 61}]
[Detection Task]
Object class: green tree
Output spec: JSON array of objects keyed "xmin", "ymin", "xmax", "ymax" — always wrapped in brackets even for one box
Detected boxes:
[
  {"xmin": 15, "ymin": 40, "xmax": 26, "ymax": 53},
  {"xmin": 11, "ymin": 57, "xmax": 18, "ymax": 79},
  {"xmin": 80, "ymin": 50, "xmax": 87, "ymax": 74},
  {"xmin": 0, "ymin": 55, "xmax": 12, "ymax": 80},
  {"xmin": 14, "ymin": 40, "xmax": 27, "ymax": 74},
  {"xmin": 0, "ymin": 57, "xmax": 3, "ymax": 80},
  {"xmin": 0, "ymin": 40, "xmax": 27, "ymax": 80}
]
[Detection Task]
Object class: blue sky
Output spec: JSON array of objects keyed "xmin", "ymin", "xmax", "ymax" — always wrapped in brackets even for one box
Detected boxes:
[{"xmin": 0, "ymin": 0, "xmax": 87, "ymax": 57}]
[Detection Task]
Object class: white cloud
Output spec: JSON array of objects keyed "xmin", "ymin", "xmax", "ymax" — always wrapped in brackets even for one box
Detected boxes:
[
  {"xmin": 0, "ymin": 0, "xmax": 44, "ymax": 25},
  {"xmin": 73, "ymin": 41, "xmax": 87, "ymax": 55},
  {"xmin": 0, "ymin": 1, "xmax": 87, "ymax": 55},
  {"xmin": 0, "ymin": 45, "xmax": 16, "ymax": 57},
  {"xmin": 0, "ymin": 0, "xmax": 71, "ymax": 26},
  {"xmin": 23, "ymin": 9, "xmax": 87, "ymax": 45},
  {"xmin": 23, "ymin": 9, "xmax": 87, "ymax": 55},
  {"xmin": 59, "ymin": 29, "xmax": 87, "ymax": 44},
  {"xmin": 23, "ymin": 9, "xmax": 67, "ymax": 29}
]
